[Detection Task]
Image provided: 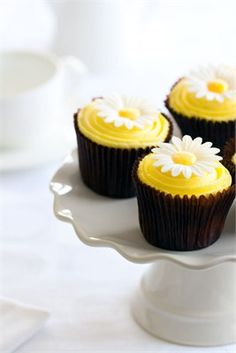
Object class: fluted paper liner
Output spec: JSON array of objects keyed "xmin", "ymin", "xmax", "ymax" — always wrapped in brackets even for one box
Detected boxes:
[
  {"xmin": 165, "ymin": 81, "xmax": 236, "ymax": 152},
  {"xmin": 133, "ymin": 158, "xmax": 235, "ymax": 251},
  {"xmin": 222, "ymin": 138, "xmax": 235, "ymax": 180},
  {"xmin": 74, "ymin": 113, "xmax": 173, "ymax": 198}
]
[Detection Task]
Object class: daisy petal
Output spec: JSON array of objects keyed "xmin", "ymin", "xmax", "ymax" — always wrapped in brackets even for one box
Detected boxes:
[
  {"xmin": 171, "ymin": 165, "xmax": 182, "ymax": 177},
  {"xmin": 209, "ymin": 147, "xmax": 221, "ymax": 155},
  {"xmin": 189, "ymin": 137, "xmax": 203, "ymax": 152},
  {"xmin": 206, "ymin": 92, "xmax": 215, "ymax": 101},
  {"xmin": 151, "ymin": 147, "xmax": 160, "ymax": 154},
  {"xmin": 125, "ymin": 120, "xmax": 134, "ymax": 129},
  {"xmin": 114, "ymin": 119, "xmax": 123, "ymax": 127},
  {"xmin": 104, "ymin": 116, "xmax": 116, "ymax": 123},
  {"xmin": 201, "ymin": 141, "xmax": 213, "ymax": 149},
  {"xmin": 182, "ymin": 135, "xmax": 193, "ymax": 149},
  {"xmin": 161, "ymin": 164, "xmax": 173, "ymax": 173},
  {"xmin": 191, "ymin": 165, "xmax": 204, "ymax": 176},
  {"xmin": 182, "ymin": 167, "xmax": 192, "ymax": 179},
  {"xmin": 153, "ymin": 160, "xmax": 165, "ymax": 167},
  {"xmin": 171, "ymin": 136, "xmax": 182, "ymax": 151},
  {"xmin": 196, "ymin": 90, "xmax": 206, "ymax": 98},
  {"xmin": 215, "ymin": 95, "xmax": 224, "ymax": 103}
]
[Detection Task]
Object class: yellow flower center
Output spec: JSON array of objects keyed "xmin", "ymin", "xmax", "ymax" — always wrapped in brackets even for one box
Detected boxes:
[
  {"xmin": 172, "ymin": 151, "xmax": 197, "ymax": 166},
  {"xmin": 231, "ymin": 153, "xmax": 236, "ymax": 165},
  {"xmin": 207, "ymin": 79, "xmax": 228, "ymax": 94},
  {"xmin": 119, "ymin": 108, "xmax": 140, "ymax": 120}
]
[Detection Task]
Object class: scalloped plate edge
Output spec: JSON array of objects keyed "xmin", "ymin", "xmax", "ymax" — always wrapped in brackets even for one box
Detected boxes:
[{"xmin": 51, "ymin": 179, "xmax": 236, "ymax": 269}]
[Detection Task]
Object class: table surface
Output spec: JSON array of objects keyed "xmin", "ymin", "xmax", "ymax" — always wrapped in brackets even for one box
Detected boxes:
[{"xmin": 1, "ymin": 74, "xmax": 236, "ymax": 353}]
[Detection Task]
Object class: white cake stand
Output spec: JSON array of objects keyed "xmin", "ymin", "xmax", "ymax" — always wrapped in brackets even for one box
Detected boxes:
[{"xmin": 50, "ymin": 150, "xmax": 236, "ymax": 346}]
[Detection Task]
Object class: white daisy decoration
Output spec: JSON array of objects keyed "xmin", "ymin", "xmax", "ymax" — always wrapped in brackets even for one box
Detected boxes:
[
  {"xmin": 151, "ymin": 135, "xmax": 222, "ymax": 179},
  {"xmin": 187, "ymin": 64, "xmax": 236, "ymax": 103},
  {"xmin": 93, "ymin": 94, "xmax": 158, "ymax": 129}
]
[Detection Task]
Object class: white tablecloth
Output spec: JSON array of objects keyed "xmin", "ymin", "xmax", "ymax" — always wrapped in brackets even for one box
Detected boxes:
[{"xmin": 1, "ymin": 157, "xmax": 236, "ymax": 353}]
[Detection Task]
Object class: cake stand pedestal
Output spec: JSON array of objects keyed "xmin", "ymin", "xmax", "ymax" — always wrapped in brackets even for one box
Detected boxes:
[
  {"xmin": 132, "ymin": 261, "xmax": 236, "ymax": 346},
  {"xmin": 51, "ymin": 150, "xmax": 236, "ymax": 346}
]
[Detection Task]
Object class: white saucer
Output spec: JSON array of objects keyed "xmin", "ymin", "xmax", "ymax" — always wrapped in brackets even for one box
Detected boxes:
[{"xmin": 0, "ymin": 125, "xmax": 76, "ymax": 172}]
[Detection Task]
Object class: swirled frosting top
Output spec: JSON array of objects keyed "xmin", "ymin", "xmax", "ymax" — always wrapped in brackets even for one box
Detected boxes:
[
  {"xmin": 137, "ymin": 135, "xmax": 232, "ymax": 197},
  {"xmin": 168, "ymin": 65, "xmax": 236, "ymax": 121},
  {"xmin": 77, "ymin": 94, "xmax": 170, "ymax": 148}
]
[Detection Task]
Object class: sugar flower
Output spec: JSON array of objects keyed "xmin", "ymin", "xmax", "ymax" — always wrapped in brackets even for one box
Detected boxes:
[
  {"xmin": 187, "ymin": 65, "xmax": 236, "ymax": 102},
  {"xmin": 93, "ymin": 94, "xmax": 158, "ymax": 129},
  {"xmin": 152, "ymin": 135, "xmax": 222, "ymax": 179}
]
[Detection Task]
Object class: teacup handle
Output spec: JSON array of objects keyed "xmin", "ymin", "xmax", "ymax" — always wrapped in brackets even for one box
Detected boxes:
[
  {"xmin": 62, "ymin": 55, "xmax": 88, "ymax": 76},
  {"xmin": 61, "ymin": 56, "xmax": 88, "ymax": 110}
]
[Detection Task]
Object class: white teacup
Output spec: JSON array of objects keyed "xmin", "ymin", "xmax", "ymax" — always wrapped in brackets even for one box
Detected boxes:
[{"xmin": 0, "ymin": 51, "xmax": 87, "ymax": 150}]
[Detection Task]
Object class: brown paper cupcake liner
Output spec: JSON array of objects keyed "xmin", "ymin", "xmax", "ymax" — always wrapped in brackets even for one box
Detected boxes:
[
  {"xmin": 165, "ymin": 85, "xmax": 236, "ymax": 152},
  {"xmin": 133, "ymin": 159, "xmax": 235, "ymax": 251},
  {"xmin": 74, "ymin": 113, "xmax": 173, "ymax": 198},
  {"xmin": 222, "ymin": 138, "xmax": 235, "ymax": 180}
]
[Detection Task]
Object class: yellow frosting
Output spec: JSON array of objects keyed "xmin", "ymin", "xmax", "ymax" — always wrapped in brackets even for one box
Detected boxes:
[
  {"xmin": 77, "ymin": 102, "xmax": 170, "ymax": 149},
  {"xmin": 232, "ymin": 153, "xmax": 236, "ymax": 165},
  {"xmin": 137, "ymin": 153, "xmax": 232, "ymax": 197},
  {"xmin": 168, "ymin": 78, "xmax": 236, "ymax": 121}
]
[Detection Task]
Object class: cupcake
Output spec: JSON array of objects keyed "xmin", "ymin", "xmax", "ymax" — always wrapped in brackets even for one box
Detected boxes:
[
  {"xmin": 222, "ymin": 138, "xmax": 235, "ymax": 179},
  {"xmin": 133, "ymin": 135, "xmax": 235, "ymax": 251},
  {"xmin": 166, "ymin": 65, "xmax": 236, "ymax": 151},
  {"xmin": 74, "ymin": 94, "xmax": 172, "ymax": 198}
]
